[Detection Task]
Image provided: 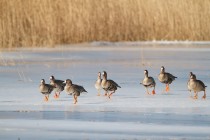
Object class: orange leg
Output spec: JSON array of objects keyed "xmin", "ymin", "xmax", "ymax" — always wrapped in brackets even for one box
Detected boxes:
[
  {"xmin": 202, "ymin": 91, "xmax": 206, "ymax": 99},
  {"xmin": 165, "ymin": 84, "xmax": 170, "ymax": 92},
  {"xmin": 54, "ymin": 92, "xmax": 60, "ymax": 99},
  {"xmin": 152, "ymin": 89, "xmax": 156, "ymax": 95},
  {"xmin": 193, "ymin": 92, "xmax": 198, "ymax": 99},
  {"xmin": 44, "ymin": 96, "xmax": 49, "ymax": 102},
  {"xmin": 54, "ymin": 93, "xmax": 58, "ymax": 99},
  {"xmin": 104, "ymin": 91, "xmax": 108, "ymax": 96},
  {"xmin": 73, "ymin": 95, "xmax": 78, "ymax": 104},
  {"xmin": 146, "ymin": 88, "xmax": 150, "ymax": 94},
  {"xmin": 108, "ymin": 91, "xmax": 115, "ymax": 99}
]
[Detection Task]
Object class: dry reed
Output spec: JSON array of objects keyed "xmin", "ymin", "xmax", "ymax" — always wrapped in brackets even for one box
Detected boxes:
[{"xmin": 0, "ymin": 0, "xmax": 210, "ymax": 48}]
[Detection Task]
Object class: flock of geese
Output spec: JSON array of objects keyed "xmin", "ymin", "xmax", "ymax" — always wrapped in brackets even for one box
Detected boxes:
[{"xmin": 39, "ymin": 66, "xmax": 207, "ymax": 104}]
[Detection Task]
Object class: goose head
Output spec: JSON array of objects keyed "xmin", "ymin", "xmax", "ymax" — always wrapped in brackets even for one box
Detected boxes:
[
  {"xmin": 102, "ymin": 71, "xmax": 107, "ymax": 79},
  {"xmin": 41, "ymin": 79, "xmax": 45, "ymax": 84},
  {"xmin": 49, "ymin": 75, "xmax": 55, "ymax": 81},
  {"xmin": 64, "ymin": 79, "xmax": 72, "ymax": 85},
  {"xmin": 189, "ymin": 72, "xmax": 196, "ymax": 79},
  {"xmin": 160, "ymin": 66, "xmax": 165, "ymax": 73},
  {"xmin": 144, "ymin": 70, "xmax": 148, "ymax": 77},
  {"xmin": 98, "ymin": 72, "xmax": 101, "ymax": 78},
  {"xmin": 190, "ymin": 74, "xmax": 196, "ymax": 80}
]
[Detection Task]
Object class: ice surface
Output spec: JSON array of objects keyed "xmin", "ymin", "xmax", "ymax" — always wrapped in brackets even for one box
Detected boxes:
[{"xmin": 0, "ymin": 42, "xmax": 210, "ymax": 140}]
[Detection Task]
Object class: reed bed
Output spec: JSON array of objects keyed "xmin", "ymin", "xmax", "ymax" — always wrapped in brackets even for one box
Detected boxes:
[{"xmin": 0, "ymin": 0, "xmax": 210, "ymax": 48}]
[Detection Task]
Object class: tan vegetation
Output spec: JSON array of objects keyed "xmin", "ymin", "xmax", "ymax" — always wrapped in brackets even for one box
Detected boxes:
[{"xmin": 0, "ymin": 0, "xmax": 210, "ymax": 48}]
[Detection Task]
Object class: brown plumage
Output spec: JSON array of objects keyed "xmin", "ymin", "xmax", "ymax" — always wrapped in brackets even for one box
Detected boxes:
[
  {"xmin": 95, "ymin": 72, "xmax": 102, "ymax": 96},
  {"xmin": 64, "ymin": 79, "xmax": 87, "ymax": 104},
  {"xmin": 101, "ymin": 71, "xmax": 121, "ymax": 98},
  {"xmin": 188, "ymin": 74, "xmax": 207, "ymax": 99},
  {"xmin": 158, "ymin": 66, "xmax": 177, "ymax": 92},
  {"xmin": 49, "ymin": 75, "xmax": 65, "ymax": 99},
  {"xmin": 140, "ymin": 70, "xmax": 156, "ymax": 95},
  {"xmin": 187, "ymin": 72, "xmax": 196, "ymax": 96},
  {"xmin": 39, "ymin": 79, "xmax": 54, "ymax": 101}
]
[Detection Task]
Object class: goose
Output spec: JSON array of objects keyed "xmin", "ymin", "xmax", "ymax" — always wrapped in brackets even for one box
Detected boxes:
[
  {"xmin": 188, "ymin": 74, "xmax": 207, "ymax": 99},
  {"xmin": 39, "ymin": 79, "xmax": 54, "ymax": 101},
  {"xmin": 95, "ymin": 72, "xmax": 102, "ymax": 96},
  {"xmin": 140, "ymin": 70, "xmax": 156, "ymax": 95},
  {"xmin": 187, "ymin": 72, "xmax": 196, "ymax": 96},
  {"xmin": 101, "ymin": 71, "xmax": 121, "ymax": 98},
  {"xmin": 158, "ymin": 66, "xmax": 177, "ymax": 92},
  {"xmin": 64, "ymin": 79, "xmax": 87, "ymax": 104},
  {"xmin": 49, "ymin": 75, "xmax": 65, "ymax": 99}
]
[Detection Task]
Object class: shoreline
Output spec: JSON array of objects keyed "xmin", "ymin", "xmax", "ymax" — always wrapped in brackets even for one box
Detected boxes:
[{"xmin": 1, "ymin": 41, "xmax": 210, "ymax": 52}]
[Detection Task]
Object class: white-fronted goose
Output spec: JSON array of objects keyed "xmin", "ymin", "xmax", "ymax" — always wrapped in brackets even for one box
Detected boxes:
[
  {"xmin": 189, "ymin": 74, "xmax": 207, "ymax": 99},
  {"xmin": 39, "ymin": 79, "xmax": 54, "ymax": 101},
  {"xmin": 64, "ymin": 79, "xmax": 87, "ymax": 104},
  {"xmin": 49, "ymin": 75, "xmax": 65, "ymax": 99},
  {"xmin": 101, "ymin": 71, "xmax": 121, "ymax": 98},
  {"xmin": 140, "ymin": 70, "xmax": 156, "ymax": 95},
  {"xmin": 187, "ymin": 72, "xmax": 196, "ymax": 96},
  {"xmin": 158, "ymin": 66, "xmax": 177, "ymax": 92},
  {"xmin": 95, "ymin": 72, "xmax": 102, "ymax": 96}
]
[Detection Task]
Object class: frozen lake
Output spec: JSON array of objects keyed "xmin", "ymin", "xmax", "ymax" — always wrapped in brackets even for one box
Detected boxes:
[{"xmin": 0, "ymin": 42, "xmax": 210, "ymax": 139}]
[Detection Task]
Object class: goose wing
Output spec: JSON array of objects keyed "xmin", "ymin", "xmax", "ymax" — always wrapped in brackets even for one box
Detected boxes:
[
  {"xmin": 148, "ymin": 77, "xmax": 156, "ymax": 86},
  {"xmin": 73, "ymin": 84, "xmax": 87, "ymax": 93},
  {"xmin": 166, "ymin": 73, "xmax": 177, "ymax": 80},
  {"xmin": 197, "ymin": 80, "xmax": 207, "ymax": 88},
  {"xmin": 54, "ymin": 80, "xmax": 65, "ymax": 90},
  {"xmin": 141, "ymin": 77, "xmax": 155, "ymax": 87},
  {"xmin": 108, "ymin": 80, "xmax": 121, "ymax": 88},
  {"xmin": 40, "ymin": 84, "xmax": 54, "ymax": 94},
  {"xmin": 45, "ymin": 84, "xmax": 54, "ymax": 93}
]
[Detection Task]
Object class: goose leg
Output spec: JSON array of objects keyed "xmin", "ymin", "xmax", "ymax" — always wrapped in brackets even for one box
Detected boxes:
[
  {"xmin": 146, "ymin": 87, "xmax": 150, "ymax": 94},
  {"xmin": 54, "ymin": 93, "xmax": 57, "ymax": 98},
  {"xmin": 57, "ymin": 92, "xmax": 60, "ymax": 98},
  {"xmin": 44, "ymin": 95, "xmax": 48, "ymax": 101},
  {"xmin": 54, "ymin": 92, "xmax": 59, "ymax": 99},
  {"xmin": 47, "ymin": 94, "xmax": 50, "ymax": 101},
  {"xmin": 166, "ymin": 84, "xmax": 170, "ymax": 92},
  {"xmin": 202, "ymin": 90, "xmax": 206, "ymax": 99},
  {"xmin": 193, "ymin": 92, "xmax": 198, "ymax": 99},
  {"xmin": 152, "ymin": 87, "xmax": 156, "ymax": 95},
  {"xmin": 104, "ymin": 91, "xmax": 108, "ymax": 96},
  {"xmin": 73, "ymin": 95, "xmax": 78, "ymax": 104},
  {"xmin": 108, "ymin": 91, "xmax": 115, "ymax": 99},
  {"xmin": 97, "ymin": 89, "xmax": 101, "ymax": 96}
]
